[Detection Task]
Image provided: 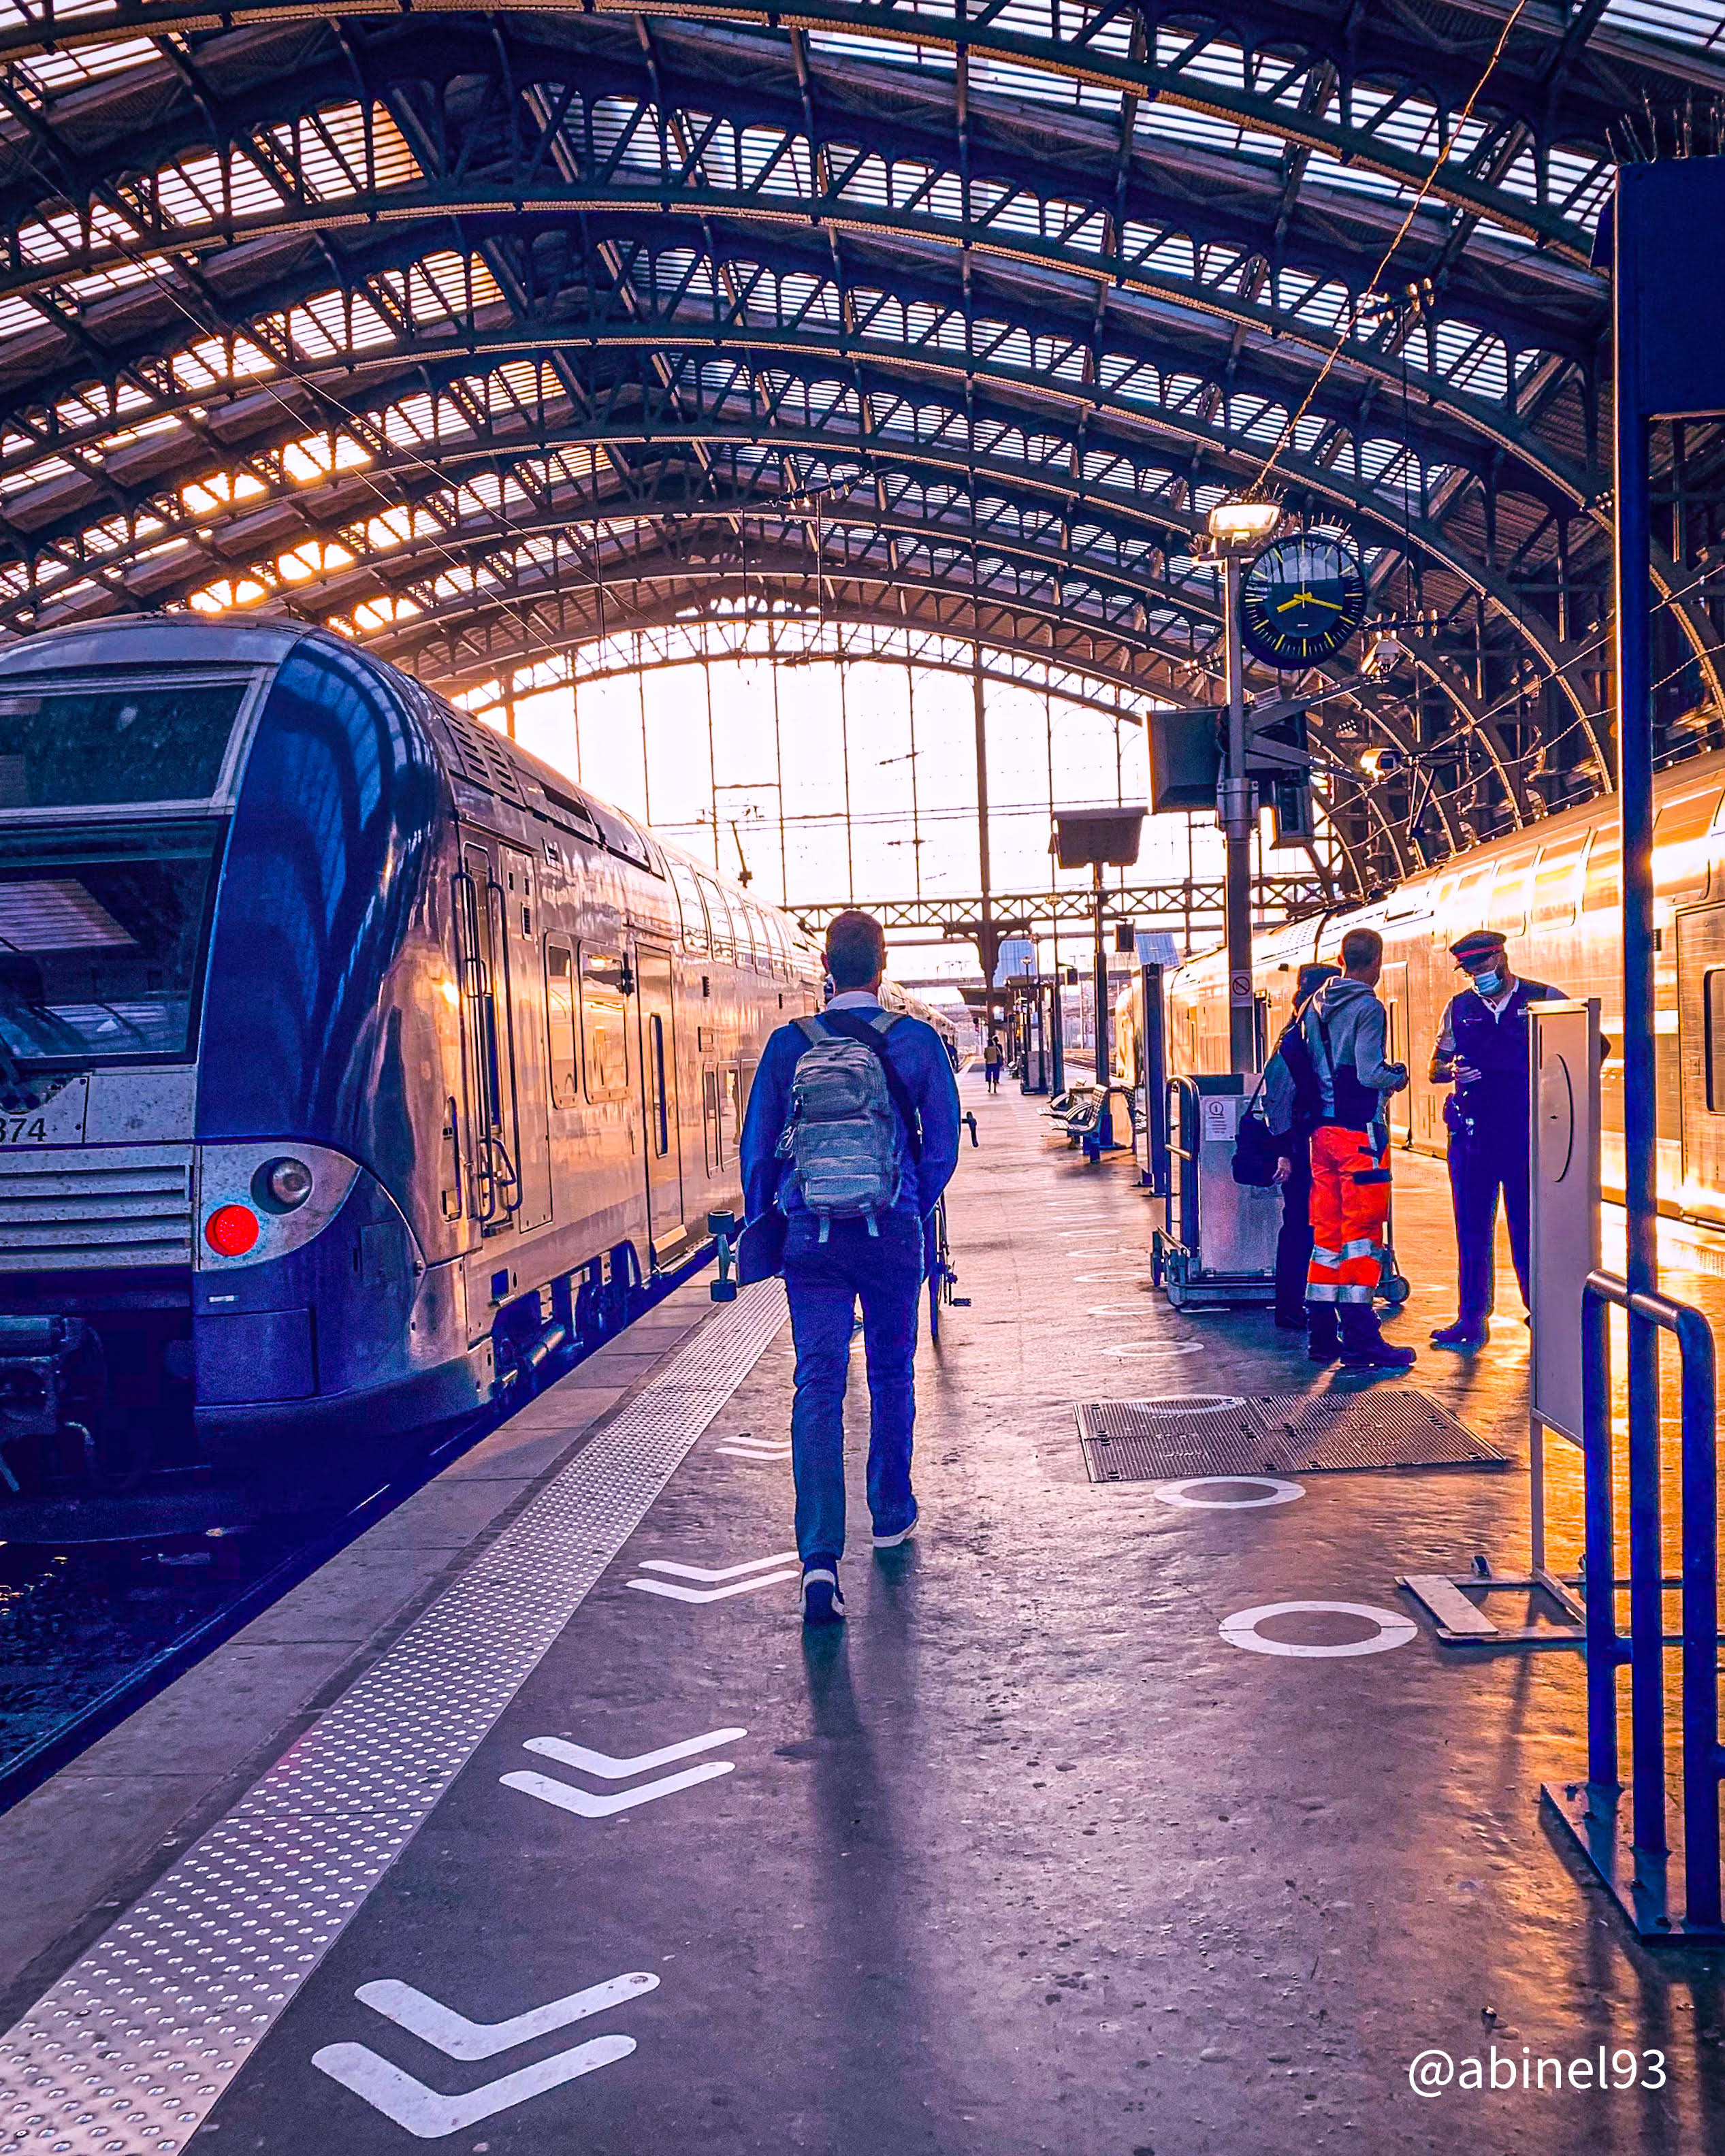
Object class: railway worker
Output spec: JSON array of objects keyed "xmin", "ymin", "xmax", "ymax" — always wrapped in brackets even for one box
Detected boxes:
[
  {"xmin": 1428, "ymin": 929, "xmax": 1566, "ymax": 1349},
  {"xmin": 1263, "ymin": 961, "xmax": 1340, "ymax": 1330},
  {"xmin": 1301, "ymin": 927, "xmax": 1415, "ymax": 1370},
  {"xmin": 739, "ymin": 910, "xmax": 962, "ymax": 1626}
]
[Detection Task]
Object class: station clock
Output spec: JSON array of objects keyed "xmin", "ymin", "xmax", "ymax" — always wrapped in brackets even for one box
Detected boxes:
[{"xmin": 1238, "ymin": 530, "xmax": 1368, "ymax": 667}]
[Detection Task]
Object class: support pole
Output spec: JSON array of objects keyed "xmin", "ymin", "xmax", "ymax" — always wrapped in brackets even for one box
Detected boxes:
[
  {"xmin": 1093, "ymin": 860, "xmax": 1113, "ymax": 1145},
  {"xmin": 1222, "ymin": 554, "xmax": 1255, "ymax": 1074},
  {"xmin": 973, "ymin": 658, "xmax": 997, "ymax": 984},
  {"xmin": 1613, "ymin": 208, "xmax": 1666, "ymax": 1861}
]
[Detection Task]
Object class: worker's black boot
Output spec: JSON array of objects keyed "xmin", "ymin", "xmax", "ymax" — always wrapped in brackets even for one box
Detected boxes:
[
  {"xmin": 1338, "ymin": 1306, "xmax": 1417, "ymax": 1371},
  {"xmin": 1306, "ymin": 1304, "xmax": 1340, "ymax": 1364}
]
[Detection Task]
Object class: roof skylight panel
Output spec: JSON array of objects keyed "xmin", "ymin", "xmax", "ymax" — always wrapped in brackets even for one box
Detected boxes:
[
  {"xmin": 736, "ymin": 124, "xmax": 811, "ymax": 196},
  {"xmin": 1133, "ymin": 100, "xmax": 1283, "ymax": 163},
  {"xmin": 1296, "ymin": 148, "xmax": 1418, "ymax": 209},
  {"xmin": 803, "ymin": 31, "xmax": 954, "ymax": 74},
  {"xmin": 0, "ymin": 293, "xmax": 44, "ymax": 338},
  {"xmin": 1549, "ymin": 147, "xmax": 1612, "ymax": 230},
  {"xmin": 1602, "ymin": 0, "xmax": 1725, "ymax": 49},
  {"xmin": 15, "ymin": 35, "xmax": 158, "ymax": 94},
  {"xmin": 58, "ymin": 255, "xmax": 157, "ymax": 304}
]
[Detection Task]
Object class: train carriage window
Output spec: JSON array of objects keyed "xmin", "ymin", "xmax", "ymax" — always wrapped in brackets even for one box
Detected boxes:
[
  {"xmin": 580, "ymin": 948, "xmax": 631, "ymax": 1101},
  {"xmin": 0, "ymin": 821, "xmax": 223, "ymax": 1067},
  {"xmin": 1582, "ymin": 824, "xmax": 1622, "ymax": 910},
  {"xmin": 0, "ymin": 677, "xmax": 252, "ymax": 807},
  {"xmin": 668, "ymin": 856, "xmax": 709, "ymax": 956},
  {"xmin": 649, "ymin": 1014, "xmax": 670, "ymax": 1156},
  {"xmin": 1450, "ymin": 861, "xmax": 1496, "ymax": 929},
  {"xmin": 545, "ymin": 942, "xmax": 579, "ymax": 1107},
  {"xmin": 1488, "ymin": 858, "xmax": 1529, "ymax": 936},
  {"xmin": 700, "ymin": 875, "xmax": 735, "ymax": 962},
  {"xmin": 1655, "ymin": 790, "xmax": 1722, "ymax": 902},
  {"xmin": 1531, "ymin": 832, "xmax": 1591, "ymax": 928},
  {"xmin": 1708, "ymin": 971, "xmax": 1725, "ymax": 1112}
]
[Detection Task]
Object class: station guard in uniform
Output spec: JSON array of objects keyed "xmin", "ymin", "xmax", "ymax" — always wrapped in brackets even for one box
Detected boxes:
[{"xmin": 1428, "ymin": 929, "xmax": 1564, "ymax": 1349}]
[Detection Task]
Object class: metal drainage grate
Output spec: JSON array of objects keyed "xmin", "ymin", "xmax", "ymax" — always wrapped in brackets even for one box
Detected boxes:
[{"xmin": 1076, "ymin": 1389, "xmax": 1509, "ymax": 1484}]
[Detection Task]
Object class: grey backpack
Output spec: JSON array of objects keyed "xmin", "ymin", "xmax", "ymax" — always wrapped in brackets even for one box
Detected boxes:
[{"xmin": 777, "ymin": 1014, "xmax": 906, "ymax": 1238}]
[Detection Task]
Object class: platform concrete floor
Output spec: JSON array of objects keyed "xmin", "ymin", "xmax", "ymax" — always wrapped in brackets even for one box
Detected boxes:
[{"xmin": 11, "ymin": 1079, "xmax": 1725, "ymax": 2155}]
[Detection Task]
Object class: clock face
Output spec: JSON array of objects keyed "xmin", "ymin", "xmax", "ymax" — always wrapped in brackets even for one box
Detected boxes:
[{"xmin": 1238, "ymin": 531, "xmax": 1368, "ymax": 666}]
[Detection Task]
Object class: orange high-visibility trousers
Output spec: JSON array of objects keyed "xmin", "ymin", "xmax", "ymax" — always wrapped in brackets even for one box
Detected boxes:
[{"xmin": 1305, "ymin": 1123, "xmax": 1391, "ymax": 1307}]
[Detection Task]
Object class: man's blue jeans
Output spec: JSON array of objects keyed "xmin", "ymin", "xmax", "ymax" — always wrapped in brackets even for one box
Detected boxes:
[{"xmin": 782, "ymin": 1211, "xmax": 923, "ymax": 1563}]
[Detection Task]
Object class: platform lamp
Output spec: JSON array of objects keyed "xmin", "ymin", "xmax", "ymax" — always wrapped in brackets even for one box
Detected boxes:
[
  {"xmin": 1204, "ymin": 495, "xmax": 1282, "ymax": 1073},
  {"xmin": 1051, "ymin": 805, "xmax": 1146, "ymax": 1151}
]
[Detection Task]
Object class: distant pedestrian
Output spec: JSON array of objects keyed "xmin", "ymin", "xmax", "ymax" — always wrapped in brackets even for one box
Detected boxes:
[
  {"xmin": 1261, "ymin": 962, "xmax": 1340, "ymax": 1330},
  {"xmin": 739, "ymin": 911, "xmax": 962, "ymax": 1624},
  {"xmin": 1428, "ymin": 930, "xmax": 1571, "ymax": 1348},
  {"xmin": 1301, "ymin": 928, "xmax": 1413, "ymax": 1370},
  {"xmin": 984, "ymin": 1034, "xmax": 1004, "ymax": 1093}
]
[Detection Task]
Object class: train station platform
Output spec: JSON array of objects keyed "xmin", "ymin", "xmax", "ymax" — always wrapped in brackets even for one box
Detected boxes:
[{"xmin": 3, "ymin": 1081, "xmax": 1722, "ymax": 2154}]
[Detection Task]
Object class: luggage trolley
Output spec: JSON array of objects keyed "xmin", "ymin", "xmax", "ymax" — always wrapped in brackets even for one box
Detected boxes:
[
  {"xmin": 1150, "ymin": 1075, "xmax": 1281, "ymax": 1308},
  {"xmin": 1150, "ymin": 1075, "xmax": 1410, "ymax": 1312}
]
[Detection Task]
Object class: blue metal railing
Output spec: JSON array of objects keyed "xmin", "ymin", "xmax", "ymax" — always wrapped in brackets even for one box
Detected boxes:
[{"xmin": 1580, "ymin": 1268, "xmax": 1723, "ymax": 1931}]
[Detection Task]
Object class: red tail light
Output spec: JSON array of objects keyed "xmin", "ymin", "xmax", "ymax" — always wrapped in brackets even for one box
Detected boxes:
[{"xmin": 204, "ymin": 1203, "xmax": 260, "ymax": 1257}]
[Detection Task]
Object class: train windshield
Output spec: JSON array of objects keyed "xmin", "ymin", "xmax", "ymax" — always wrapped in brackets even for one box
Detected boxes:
[
  {"xmin": 0, "ymin": 822, "xmax": 223, "ymax": 1069},
  {"xmin": 0, "ymin": 677, "xmax": 250, "ymax": 808}
]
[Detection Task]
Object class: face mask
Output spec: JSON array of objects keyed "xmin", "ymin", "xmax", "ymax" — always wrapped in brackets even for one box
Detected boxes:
[{"xmin": 1471, "ymin": 969, "xmax": 1503, "ymax": 997}]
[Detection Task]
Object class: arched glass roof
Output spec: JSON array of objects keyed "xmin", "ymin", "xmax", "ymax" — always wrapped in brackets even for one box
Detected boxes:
[{"xmin": 0, "ymin": 0, "xmax": 1720, "ymax": 884}]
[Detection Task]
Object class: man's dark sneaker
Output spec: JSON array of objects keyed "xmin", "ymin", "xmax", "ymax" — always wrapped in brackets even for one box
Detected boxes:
[
  {"xmin": 1340, "ymin": 1335, "xmax": 1418, "ymax": 1370},
  {"xmin": 1308, "ymin": 1338, "xmax": 1340, "ymax": 1364},
  {"xmin": 801, "ymin": 1560, "xmax": 845, "ymax": 1625},
  {"xmin": 872, "ymin": 1505, "xmax": 918, "ymax": 1550},
  {"xmin": 1430, "ymin": 1320, "xmax": 1489, "ymax": 1349}
]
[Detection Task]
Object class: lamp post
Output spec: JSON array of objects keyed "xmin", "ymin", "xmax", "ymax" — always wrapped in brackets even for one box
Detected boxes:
[{"xmin": 1205, "ymin": 496, "xmax": 1281, "ymax": 1073}]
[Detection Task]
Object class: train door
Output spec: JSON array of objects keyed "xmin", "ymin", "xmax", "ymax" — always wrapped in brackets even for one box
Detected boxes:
[
  {"xmin": 1676, "ymin": 905, "xmax": 1725, "ymax": 1223},
  {"xmin": 498, "ymin": 846, "xmax": 552, "ymax": 1232},
  {"xmin": 455, "ymin": 841, "xmax": 521, "ymax": 1235},
  {"xmin": 1382, "ymin": 961, "xmax": 1412, "ymax": 1145},
  {"xmin": 635, "ymin": 943, "xmax": 685, "ymax": 1259}
]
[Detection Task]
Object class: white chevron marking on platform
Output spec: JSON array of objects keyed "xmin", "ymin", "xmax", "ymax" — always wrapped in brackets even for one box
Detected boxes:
[
  {"xmin": 625, "ymin": 1570, "xmax": 799, "ymax": 1603},
  {"xmin": 502, "ymin": 1760, "xmax": 735, "ymax": 1815},
  {"xmin": 718, "ymin": 1438, "xmax": 791, "ymax": 1455},
  {"xmin": 351, "ymin": 1972, "xmax": 658, "ymax": 2061},
  {"xmin": 519, "ymin": 1727, "xmax": 745, "ymax": 1779},
  {"xmin": 635, "ymin": 1551, "xmax": 798, "ymax": 1581},
  {"xmin": 312, "ymin": 2033, "xmax": 634, "ymax": 2136}
]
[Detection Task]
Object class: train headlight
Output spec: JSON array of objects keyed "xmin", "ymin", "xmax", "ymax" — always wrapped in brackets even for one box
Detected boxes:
[
  {"xmin": 205, "ymin": 1204, "xmax": 260, "ymax": 1257},
  {"xmin": 259, "ymin": 1157, "xmax": 315, "ymax": 1210}
]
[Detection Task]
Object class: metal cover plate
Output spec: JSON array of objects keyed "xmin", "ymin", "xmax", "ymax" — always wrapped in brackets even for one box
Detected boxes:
[{"xmin": 1076, "ymin": 1389, "xmax": 1509, "ymax": 1483}]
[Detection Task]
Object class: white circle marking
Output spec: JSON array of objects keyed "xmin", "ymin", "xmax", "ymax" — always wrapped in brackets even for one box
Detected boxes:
[
  {"xmin": 1219, "ymin": 1600, "xmax": 1417, "ymax": 1658},
  {"xmin": 1154, "ymin": 1476, "xmax": 1305, "ymax": 1510}
]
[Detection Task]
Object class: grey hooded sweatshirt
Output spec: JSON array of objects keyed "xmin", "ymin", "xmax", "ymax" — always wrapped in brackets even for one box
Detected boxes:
[{"xmin": 1304, "ymin": 974, "xmax": 1406, "ymax": 1125}]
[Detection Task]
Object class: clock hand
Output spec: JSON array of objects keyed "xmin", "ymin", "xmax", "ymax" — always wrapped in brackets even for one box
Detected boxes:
[{"xmin": 1274, "ymin": 591, "xmax": 1343, "ymax": 613}]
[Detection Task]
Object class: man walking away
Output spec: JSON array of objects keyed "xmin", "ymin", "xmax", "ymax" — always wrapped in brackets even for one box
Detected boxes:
[
  {"xmin": 984, "ymin": 1034, "xmax": 1004, "ymax": 1094},
  {"xmin": 739, "ymin": 910, "xmax": 962, "ymax": 1624},
  {"xmin": 1428, "ymin": 930, "xmax": 1570, "ymax": 1349},
  {"xmin": 1262, "ymin": 962, "xmax": 1340, "ymax": 1330},
  {"xmin": 1302, "ymin": 928, "xmax": 1414, "ymax": 1371}
]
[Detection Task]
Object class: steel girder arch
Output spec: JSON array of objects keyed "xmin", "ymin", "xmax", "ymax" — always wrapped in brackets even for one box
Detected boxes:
[
  {"xmin": 0, "ymin": 233, "xmax": 1602, "ymax": 741},
  {"xmin": 0, "ymin": 0, "xmax": 1674, "ymax": 264},
  {"xmin": 0, "ymin": 25, "xmax": 1602, "ymax": 509},
  {"xmin": 327, "ymin": 521, "xmax": 1432, "ymax": 882},
  {"xmin": 525, "ymin": 609, "xmax": 1179, "ymax": 728}
]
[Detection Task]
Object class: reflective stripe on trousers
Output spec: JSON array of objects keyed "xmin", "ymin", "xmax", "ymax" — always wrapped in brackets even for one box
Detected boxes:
[{"xmin": 1306, "ymin": 1123, "xmax": 1390, "ymax": 1308}]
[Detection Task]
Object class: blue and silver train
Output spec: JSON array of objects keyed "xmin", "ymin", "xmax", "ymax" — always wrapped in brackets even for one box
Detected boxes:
[{"xmin": 0, "ymin": 620, "xmax": 822, "ymax": 1532}]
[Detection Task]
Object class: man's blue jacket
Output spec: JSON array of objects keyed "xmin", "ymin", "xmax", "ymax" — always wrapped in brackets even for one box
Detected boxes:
[{"xmin": 739, "ymin": 999, "xmax": 963, "ymax": 1236}]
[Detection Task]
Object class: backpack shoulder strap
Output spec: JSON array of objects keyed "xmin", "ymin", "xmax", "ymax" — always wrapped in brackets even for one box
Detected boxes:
[{"xmin": 794, "ymin": 1016, "xmax": 829, "ymax": 1048}]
